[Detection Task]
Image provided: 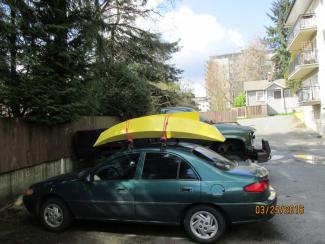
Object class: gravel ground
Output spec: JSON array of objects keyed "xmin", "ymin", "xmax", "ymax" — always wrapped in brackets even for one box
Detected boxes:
[{"xmin": 1, "ymin": 115, "xmax": 325, "ymax": 244}]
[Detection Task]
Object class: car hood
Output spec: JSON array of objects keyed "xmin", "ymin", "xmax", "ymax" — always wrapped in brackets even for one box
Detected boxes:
[
  {"xmin": 214, "ymin": 123, "xmax": 256, "ymax": 134},
  {"xmin": 226, "ymin": 163, "xmax": 268, "ymax": 179}
]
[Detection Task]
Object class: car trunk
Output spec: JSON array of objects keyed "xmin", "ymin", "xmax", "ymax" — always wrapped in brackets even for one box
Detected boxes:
[
  {"xmin": 226, "ymin": 162, "xmax": 269, "ymax": 181},
  {"xmin": 225, "ymin": 163, "xmax": 271, "ymax": 202}
]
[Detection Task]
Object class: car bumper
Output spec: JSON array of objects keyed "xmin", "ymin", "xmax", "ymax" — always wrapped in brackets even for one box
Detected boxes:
[
  {"xmin": 23, "ymin": 195, "xmax": 39, "ymax": 216},
  {"xmin": 220, "ymin": 187, "xmax": 277, "ymax": 224},
  {"xmin": 247, "ymin": 139, "xmax": 271, "ymax": 163}
]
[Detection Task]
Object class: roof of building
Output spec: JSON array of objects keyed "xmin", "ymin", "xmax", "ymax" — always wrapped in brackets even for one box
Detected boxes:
[
  {"xmin": 209, "ymin": 52, "xmax": 241, "ymax": 60},
  {"xmin": 244, "ymin": 79, "xmax": 286, "ymax": 91},
  {"xmin": 209, "ymin": 49, "xmax": 274, "ymax": 61}
]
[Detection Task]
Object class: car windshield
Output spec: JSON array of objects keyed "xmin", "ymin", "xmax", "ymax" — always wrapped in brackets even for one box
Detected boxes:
[{"xmin": 193, "ymin": 146, "xmax": 237, "ymax": 170}]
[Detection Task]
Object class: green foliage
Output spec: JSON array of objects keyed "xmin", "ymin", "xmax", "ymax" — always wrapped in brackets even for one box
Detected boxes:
[
  {"xmin": 92, "ymin": 0, "xmax": 184, "ymax": 119},
  {"xmin": 110, "ymin": 31, "xmax": 182, "ymax": 83},
  {"xmin": 286, "ymin": 79, "xmax": 302, "ymax": 95},
  {"xmin": 265, "ymin": 0, "xmax": 292, "ymax": 79},
  {"xmin": 0, "ymin": 0, "xmax": 98, "ymax": 124},
  {"xmin": 150, "ymin": 82, "xmax": 197, "ymax": 113},
  {"xmin": 0, "ymin": 0, "xmax": 188, "ymax": 124},
  {"xmin": 233, "ymin": 92, "xmax": 246, "ymax": 107},
  {"xmin": 102, "ymin": 62, "xmax": 152, "ymax": 119}
]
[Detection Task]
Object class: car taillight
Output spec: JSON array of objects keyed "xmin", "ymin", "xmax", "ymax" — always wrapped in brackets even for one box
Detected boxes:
[{"xmin": 244, "ymin": 180, "xmax": 268, "ymax": 192}]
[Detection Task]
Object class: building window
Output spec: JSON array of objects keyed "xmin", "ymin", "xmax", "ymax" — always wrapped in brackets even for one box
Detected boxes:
[
  {"xmin": 256, "ymin": 91, "xmax": 265, "ymax": 101},
  {"xmin": 274, "ymin": 90, "xmax": 282, "ymax": 99},
  {"xmin": 284, "ymin": 89, "xmax": 292, "ymax": 97}
]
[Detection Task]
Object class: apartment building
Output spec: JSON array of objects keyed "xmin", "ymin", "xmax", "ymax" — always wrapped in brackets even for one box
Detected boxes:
[
  {"xmin": 205, "ymin": 51, "xmax": 273, "ymax": 111},
  {"xmin": 193, "ymin": 97, "xmax": 210, "ymax": 112},
  {"xmin": 205, "ymin": 52, "xmax": 241, "ymax": 110},
  {"xmin": 285, "ymin": 0, "xmax": 325, "ymax": 135}
]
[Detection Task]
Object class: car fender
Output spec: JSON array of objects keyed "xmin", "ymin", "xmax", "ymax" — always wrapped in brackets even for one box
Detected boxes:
[{"xmin": 210, "ymin": 184, "xmax": 225, "ymax": 196}]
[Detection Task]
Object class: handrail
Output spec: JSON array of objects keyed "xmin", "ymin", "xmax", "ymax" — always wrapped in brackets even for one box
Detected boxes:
[
  {"xmin": 289, "ymin": 49, "xmax": 318, "ymax": 75},
  {"xmin": 288, "ymin": 13, "xmax": 316, "ymax": 45},
  {"xmin": 298, "ymin": 86, "xmax": 320, "ymax": 103}
]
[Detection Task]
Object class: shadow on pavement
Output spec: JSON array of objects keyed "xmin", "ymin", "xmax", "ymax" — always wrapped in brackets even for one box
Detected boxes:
[{"xmin": 0, "ymin": 207, "xmax": 286, "ymax": 244}]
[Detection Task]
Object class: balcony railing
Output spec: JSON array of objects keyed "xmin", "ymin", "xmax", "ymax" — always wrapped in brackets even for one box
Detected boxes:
[
  {"xmin": 288, "ymin": 13, "xmax": 316, "ymax": 45},
  {"xmin": 289, "ymin": 49, "xmax": 318, "ymax": 75},
  {"xmin": 298, "ymin": 86, "xmax": 320, "ymax": 104}
]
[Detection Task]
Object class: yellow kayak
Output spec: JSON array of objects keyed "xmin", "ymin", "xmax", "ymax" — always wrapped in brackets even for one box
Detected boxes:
[{"xmin": 94, "ymin": 112, "xmax": 225, "ymax": 147}]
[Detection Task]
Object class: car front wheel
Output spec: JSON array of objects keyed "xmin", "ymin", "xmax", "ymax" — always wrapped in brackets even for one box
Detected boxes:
[
  {"xmin": 184, "ymin": 205, "xmax": 226, "ymax": 243},
  {"xmin": 40, "ymin": 197, "xmax": 72, "ymax": 231}
]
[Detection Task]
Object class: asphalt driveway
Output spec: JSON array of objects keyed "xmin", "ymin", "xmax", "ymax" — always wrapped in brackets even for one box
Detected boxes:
[{"xmin": 1, "ymin": 115, "xmax": 325, "ymax": 244}]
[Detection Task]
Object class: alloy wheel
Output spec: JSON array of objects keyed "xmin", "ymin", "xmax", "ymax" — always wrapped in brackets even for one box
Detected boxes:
[
  {"xmin": 190, "ymin": 210, "xmax": 218, "ymax": 240},
  {"xmin": 43, "ymin": 203, "xmax": 64, "ymax": 228}
]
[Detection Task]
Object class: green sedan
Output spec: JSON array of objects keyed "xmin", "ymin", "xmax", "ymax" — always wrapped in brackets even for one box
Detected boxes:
[{"xmin": 23, "ymin": 143, "xmax": 276, "ymax": 243}]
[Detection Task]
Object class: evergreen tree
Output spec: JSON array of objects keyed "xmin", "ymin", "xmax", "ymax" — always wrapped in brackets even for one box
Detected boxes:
[
  {"xmin": 93, "ymin": 0, "xmax": 183, "ymax": 118},
  {"xmin": 0, "ymin": 0, "xmax": 188, "ymax": 124},
  {"xmin": 265, "ymin": 0, "xmax": 292, "ymax": 79},
  {"xmin": 101, "ymin": 61, "xmax": 152, "ymax": 119},
  {"xmin": 0, "ymin": 0, "xmax": 98, "ymax": 124}
]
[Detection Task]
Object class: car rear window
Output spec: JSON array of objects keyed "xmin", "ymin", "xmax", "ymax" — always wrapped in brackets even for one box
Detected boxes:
[{"xmin": 193, "ymin": 146, "xmax": 237, "ymax": 170}]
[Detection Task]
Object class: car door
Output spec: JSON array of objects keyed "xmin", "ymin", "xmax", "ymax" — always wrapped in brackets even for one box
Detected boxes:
[
  {"xmin": 133, "ymin": 151, "xmax": 201, "ymax": 223},
  {"xmin": 84, "ymin": 153, "xmax": 140, "ymax": 220}
]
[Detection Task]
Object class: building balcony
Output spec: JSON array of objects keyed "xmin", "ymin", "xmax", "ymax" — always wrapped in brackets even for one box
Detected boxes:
[
  {"xmin": 298, "ymin": 86, "xmax": 320, "ymax": 106},
  {"xmin": 287, "ymin": 13, "xmax": 317, "ymax": 51},
  {"xmin": 288, "ymin": 50, "xmax": 318, "ymax": 80}
]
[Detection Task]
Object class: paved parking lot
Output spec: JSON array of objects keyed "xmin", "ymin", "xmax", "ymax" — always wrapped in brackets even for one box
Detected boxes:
[{"xmin": 1, "ymin": 115, "xmax": 325, "ymax": 244}]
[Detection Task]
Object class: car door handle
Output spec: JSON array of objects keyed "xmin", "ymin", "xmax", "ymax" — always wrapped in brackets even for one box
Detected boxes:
[
  {"xmin": 116, "ymin": 187, "xmax": 128, "ymax": 193},
  {"xmin": 181, "ymin": 187, "xmax": 192, "ymax": 192}
]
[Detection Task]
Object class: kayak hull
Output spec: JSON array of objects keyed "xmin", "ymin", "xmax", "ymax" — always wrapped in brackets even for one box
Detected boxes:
[{"xmin": 94, "ymin": 112, "xmax": 225, "ymax": 147}]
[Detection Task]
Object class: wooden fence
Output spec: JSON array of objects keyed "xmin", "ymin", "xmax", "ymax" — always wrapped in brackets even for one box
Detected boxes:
[
  {"xmin": 0, "ymin": 106, "xmax": 268, "ymax": 174},
  {"xmin": 245, "ymin": 105, "xmax": 268, "ymax": 118},
  {"xmin": 0, "ymin": 116, "xmax": 119, "ymax": 174},
  {"xmin": 200, "ymin": 105, "xmax": 268, "ymax": 123},
  {"xmin": 201, "ymin": 110, "xmax": 237, "ymax": 123}
]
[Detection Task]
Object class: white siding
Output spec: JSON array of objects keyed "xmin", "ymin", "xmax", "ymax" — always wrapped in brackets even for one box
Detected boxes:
[
  {"xmin": 302, "ymin": 104, "xmax": 321, "ymax": 131},
  {"xmin": 265, "ymin": 85, "xmax": 299, "ymax": 114},
  {"xmin": 315, "ymin": 0, "xmax": 325, "ymax": 136},
  {"xmin": 246, "ymin": 91, "xmax": 266, "ymax": 106}
]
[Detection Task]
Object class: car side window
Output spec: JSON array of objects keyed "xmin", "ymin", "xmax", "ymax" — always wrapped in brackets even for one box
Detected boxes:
[
  {"xmin": 179, "ymin": 161, "xmax": 198, "ymax": 180},
  {"xmin": 141, "ymin": 153, "xmax": 197, "ymax": 180},
  {"xmin": 94, "ymin": 154, "xmax": 140, "ymax": 181},
  {"xmin": 142, "ymin": 153, "xmax": 179, "ymax": 180}
]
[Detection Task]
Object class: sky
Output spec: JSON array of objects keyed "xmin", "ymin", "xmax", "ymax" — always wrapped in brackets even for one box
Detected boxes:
[{"xmin": 139, "ymin": 0, "xmax": 275, "ymax": 97}]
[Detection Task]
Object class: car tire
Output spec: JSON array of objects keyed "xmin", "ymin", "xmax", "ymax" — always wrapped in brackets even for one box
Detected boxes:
[
  {"xmin": 40, "ymin": 197, "xmax": 72, "ymax": 231},
  {"xmin": 184, "ymin": 205, "xmax": 226, "ymax": 243}
]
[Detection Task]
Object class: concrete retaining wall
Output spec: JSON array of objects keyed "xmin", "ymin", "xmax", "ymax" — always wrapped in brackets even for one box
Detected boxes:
[{"xmin": 0, "ymin": 157, "xmax": 74, "ymax": 206}]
